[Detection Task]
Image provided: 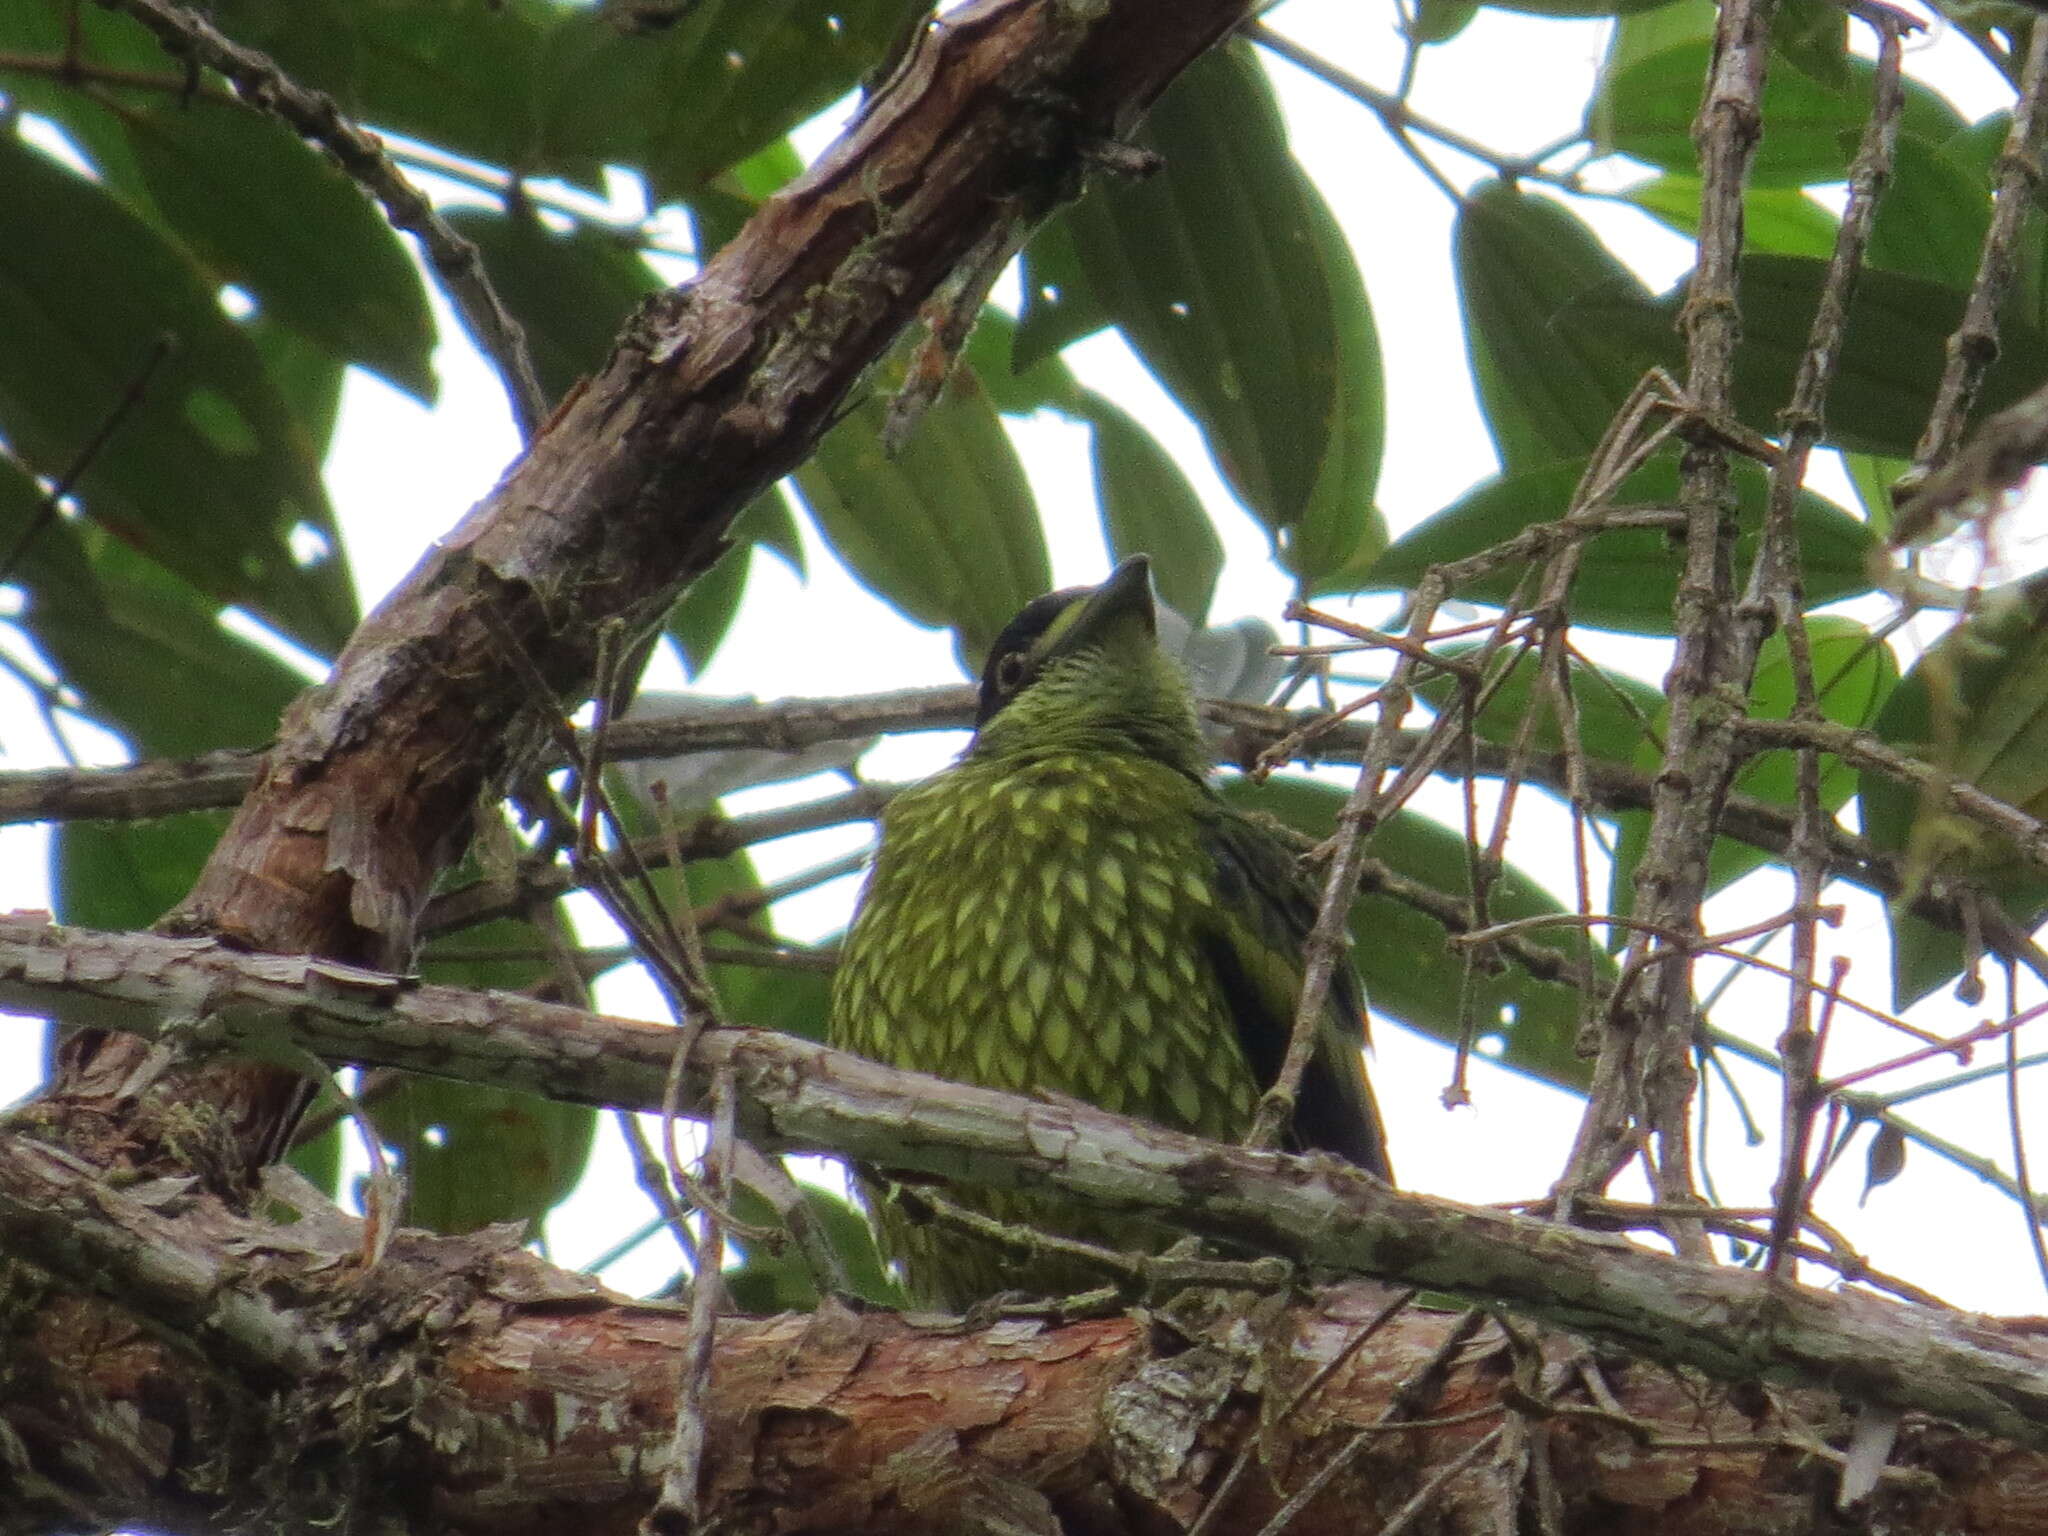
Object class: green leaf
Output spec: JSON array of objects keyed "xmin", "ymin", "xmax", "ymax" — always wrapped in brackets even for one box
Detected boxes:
[
  {"xmin": 374, "ymin": 910, "xmax": 601, "ymax": 1236},
  {"xmin": 1840, "ymin": 450, "xmax": 1912, "ymax": 537},
  {"xmin": 1866, "ymin": 137, "xmax": 1990, "ymax": 289},
  {"xmin": 1610, "ymin": 617, "xmax": 1895, "ymax": 918},
  {"xmin": 794, "ymin": 361, "xmax": 1050, "ymax": 670},
  {"xmin": 1453, "ymin": 181, "xmax": 1659, "ymax": 469},
  {"xmin": 118, "ymin": 96, "xmax": 436, "ymax": 401},
  {"xmin": 1488, "ymin": 0, "xmax": 1690, "ymax": 14},
  {"xmin": 371, "ymin": 1075, "xmax": 596, "ymax": 1235},
  {"xmin": 960, "ymin": 307, "xmax": 1086, "ymax": 417},
  {"xmin": 1082, "ymin": 392, "xmax": 1222, "ymax": 623},
  {"xmin": 1716, "ymin": 257, "xmax": 2048, "ymax": 459},
  {"xmin": 723, "ymin": 1181, "xmax": 903, "ymax": 1312},
  {"xmin": 1405, "ymin": 0, "xmax": 1479, "ymax": 43},
  {"xmin": 1361, "ymin": 456, "xmax": 1880, "ymax": 633},
  {"xmin": 1015, "ymin": 212, "xmax": 1112, "ymax": 370},
  {"xmin": 1624, "ymin": 174, "xmax": 1842, "ymax": 261},
  {"xmin": 641, "ymin": 0, "xmax": 928, "ymax": 197},
  {"xmin": 0, "ymin": 462, "xmax": 309, "ymax": 757},
  {"xmin": 249, "ymin": 319, "xmax": 349, "ymax": 461},
  {"xmin": 1593, "ymin": 29, "xmax": 1966, "ymax": 186},
  {"xmin": 207, "ymin": 0, "xmax": 575, "ymax": 182},
  {"xmin": 1284, "ymin": 184, "xmax": 1387, "ymax": 595},
  {"xmin": 0, "ymin": 136, "xmax": 353, "ymax": 654},
  {"xmin": 442, "ymin": 207, "xmax": 661, "ymax": 407},
  {"xmin": 1064, "ymin": 43, "xmax": 1358, "ymax": 537},
  {"xmin": 1860, "ymin": 579, "xmax": 2048, "ymax": 1008},
  {"xmin": 1414, "ymin": 646, "xmax": 1666, "ymax": 766},
  {"xmin": 1937, "ymin": 113, "xmax": 2048, "ymax": 334},
  {"xmin": 1223, "ymin": 777, "xmax": 1602, "ymax": 1094},
  {"xmin": 54, "ymin": 813, "xmax": 227, "ymax": 933},
  {"xmin": 1773, "ymin": 0, "xmax": 1849, "ymax": 88},
  {"xmin": 666, "ymin": 487, "xmax": 801, "ymax": 676}
]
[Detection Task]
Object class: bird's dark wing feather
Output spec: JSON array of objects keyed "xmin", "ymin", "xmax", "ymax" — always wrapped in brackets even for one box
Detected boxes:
[{"xmin": 1199, "ymin": 807, "xmax": 1391, "ymax": 1180}]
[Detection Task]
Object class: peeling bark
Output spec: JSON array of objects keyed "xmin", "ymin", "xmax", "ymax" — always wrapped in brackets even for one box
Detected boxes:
[{"xmin": 0, "ymin": 1145, "xmax": 2036, "ymax": 1536}]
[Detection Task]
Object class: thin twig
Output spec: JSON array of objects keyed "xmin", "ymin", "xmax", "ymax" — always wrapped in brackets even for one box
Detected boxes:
[
  {"xmin": 1893, "ymin": 20, "xmax": 2048, "ymax": 543},
  {"xmin": 104, "ymin": 0, "xmax": 547, "ymax": 436}
]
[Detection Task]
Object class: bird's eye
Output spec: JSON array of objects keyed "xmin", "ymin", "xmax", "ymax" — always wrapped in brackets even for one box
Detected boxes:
[{"xmin": 995, "ymin": 652, "xmax": 1028, "ymax": 692}]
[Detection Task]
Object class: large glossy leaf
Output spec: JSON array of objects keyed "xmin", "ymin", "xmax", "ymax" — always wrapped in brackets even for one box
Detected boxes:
[
  {"xmin": 1938, "ymin": 113, "xmax": 2048, "ymax": 336},
  {"xmin": 1840, "ymin": 450, "xmax": 1912, "ymax": 538},
  {"xmin": 1083, "ymin": 393, "xmax": 1222, "ymax": 623},
  {"xmin": 1453, "ymin": 181, "xmax": 1659, "ymax": 470},
  {"xmin": 794, "ymin": 361, "xmax": 1049, "ymax": 670},
  {"xmin": 442, "ymin": 207, "xmax": 660, "ymax": 406},
  {"xmin": 54, "ymin": 814, "xmax": 226, "ymax": 934},
  {"xmin": 961, "ymin": 307, "xmax": 1086, "ymax": 418},
  {"xmin": 1860, "ymin": 579, "xmax": 2048, "ymax": 1008},
  {"xmin": 1063, "ymin": 43, "xmax": 1376, "ymax": 540},
  {"xmin": 1223, "ymin": 777, "xmax": 1602, "ymax": 1093},
  {"xmin": 0, "ymin": 136, "xmax": 353, "ymax": 654},
  {"xmin": 1488, "ymin": 0, "xmax": 1691, "ymax": 13},
  {"xmin": 1361, "ymin": 457, "xmax": 1880, "ymax": 632},
  {"xmin": 1592, "ymin": 18, "xmax": 1967, "ymax": 186},
  {"xmin": 118, "ymin": 97, "xmax": 436, "ymax": 401}
]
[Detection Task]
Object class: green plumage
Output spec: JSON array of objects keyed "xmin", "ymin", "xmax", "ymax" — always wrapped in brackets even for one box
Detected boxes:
[{"xmin": 829, "ymin": 557, "xmax": 1389, "ymax": 1307}]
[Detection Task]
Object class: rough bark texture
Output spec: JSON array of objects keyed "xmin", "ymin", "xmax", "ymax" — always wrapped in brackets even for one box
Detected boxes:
[
  {"xmin": 7, "ymin": 918, "xmax": 2048, "ymax": 1465},
  {"xmin": 42, "ymin": 0, "xmax": 1258, "ymax": 1186},
  {"xmin": 2, "ymin": 1135, "xmax": 2042, "ymax": 1536},
  {"xmin": 8, "ymin": 2, "xmax": 2047, "ymax": 1531}
]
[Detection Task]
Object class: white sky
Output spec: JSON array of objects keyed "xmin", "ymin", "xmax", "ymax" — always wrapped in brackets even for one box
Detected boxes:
[{"xmin": 3, "ymin": 0, "xmax": 2045, "ymax": 1314}]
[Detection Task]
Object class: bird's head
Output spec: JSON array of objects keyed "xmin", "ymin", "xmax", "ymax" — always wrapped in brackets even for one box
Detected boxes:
[{"xmin": 969, "ymin": 555, "xmax": 1207, "ymax": 777}]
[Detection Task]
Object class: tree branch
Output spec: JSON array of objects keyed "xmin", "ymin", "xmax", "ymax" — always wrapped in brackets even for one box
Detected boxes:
[
  {"xmin": 6, "ymin": 917, "xmax": 2047, "ymax": 1453},
  {"xmin": 40, "ymin": 0, "xmax": 1267, "ymax": 1182}
]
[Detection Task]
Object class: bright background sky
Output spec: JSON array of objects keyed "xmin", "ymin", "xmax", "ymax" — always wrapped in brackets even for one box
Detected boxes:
[{"xmin": 4, "ymin": 0, "xmax": 2046, "ymax": 1315}]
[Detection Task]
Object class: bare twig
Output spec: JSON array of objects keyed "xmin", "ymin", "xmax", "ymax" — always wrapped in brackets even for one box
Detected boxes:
[
  {"xmin": 0, "ymin": 334, "xmax": 173, "ymax": 587},
  {"xmin": 103, "ymin": 0, "xmax": 548, "ymax": 436},
  {"xmin": 1893, "ymin": 20, "xmax": 2048, "ymax": 544}
]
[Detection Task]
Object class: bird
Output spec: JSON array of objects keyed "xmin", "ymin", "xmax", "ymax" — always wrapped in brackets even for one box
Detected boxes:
[{"xmin": 828, "ymin": 554, "xmax": 1390, "ymax": 1308}]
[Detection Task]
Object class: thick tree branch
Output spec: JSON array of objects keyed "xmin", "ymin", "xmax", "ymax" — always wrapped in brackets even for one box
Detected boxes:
[
  {"xmin": 6, "ymin": 917, "xmax": 2047, "ymax": 1454},
  {"xmin": 0, "ymin": 1143, "xmax": 2018, "ymax": 1536},
  {"xmin": 41, "ymin": 0, "xmax": 1265, "ymax": 1181}
]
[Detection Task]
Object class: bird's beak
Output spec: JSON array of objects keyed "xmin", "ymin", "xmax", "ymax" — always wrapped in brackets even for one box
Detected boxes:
[{"xmin": 1045, "ymin": 555, "xmax": 1157, "ymax": 661}]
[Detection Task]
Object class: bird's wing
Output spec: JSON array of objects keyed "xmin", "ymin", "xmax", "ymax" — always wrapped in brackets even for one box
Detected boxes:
[{"xmin": 1198, "ymin": 806, "xmax": 1392, "ymax": 1180}]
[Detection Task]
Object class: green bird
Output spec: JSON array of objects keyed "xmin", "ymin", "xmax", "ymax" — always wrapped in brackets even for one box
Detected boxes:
[{"xmin": 829, "ymin": 556, "xmax": 1390, "ymax": 1308}]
